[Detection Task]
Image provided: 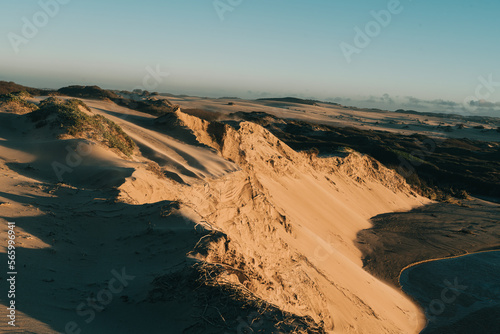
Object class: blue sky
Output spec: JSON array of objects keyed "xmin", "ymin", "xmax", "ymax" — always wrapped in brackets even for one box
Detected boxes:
[{"xmin": 1, "ymin": 0, "xmax": 500, "ymax": 115}]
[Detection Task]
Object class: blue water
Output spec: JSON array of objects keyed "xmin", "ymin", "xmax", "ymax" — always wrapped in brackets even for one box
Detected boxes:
[{"xmin": 400, "ymin": 251, "xmax": 500, "ymax": 333}]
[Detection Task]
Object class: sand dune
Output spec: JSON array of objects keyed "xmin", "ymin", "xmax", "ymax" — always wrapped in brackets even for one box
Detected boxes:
[
  {"xmin": 0, "ymin": 96, "xmax": 433, "ymax": 333},
  {"xmin": 176, "ymin": 118, "xmax": 430, "ymax": 332}
]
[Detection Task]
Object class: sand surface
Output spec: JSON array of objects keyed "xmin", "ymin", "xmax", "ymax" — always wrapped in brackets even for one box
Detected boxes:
[
  {"xmin": 400, "ymin": 251, "xmax": 500, "ymax": 334},
  {"xmin": 357, "ymin": 198, "xmax": 500, "ymax": 286},
  {"xmin": 1, "ymin": 95, "xmax": 482, "ymax": 333}
]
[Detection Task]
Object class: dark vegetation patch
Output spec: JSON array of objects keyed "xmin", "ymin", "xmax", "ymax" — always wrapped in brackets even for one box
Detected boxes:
[
  {"xmin": 229, "ymin": 111, "xmax": 500, "ymax": 199},
  {"xmin": 356, "ymin": 200, "xmax": 500, "ymax": 334},
  {"xmin": 356, "ymin": 199, "xmax": 500, "ymax": 287},
  {"xmin": 0, "ymin": 81, "xmax": 32, "ymax": 95},
  {"xmin": 229, "ymin": 111, "xmax": 281, "ymax": 127},
  {"xmin": 57, "ymin": 85, "xmax": 120, "ymax": 100},
  {"xmin": 257, "ymin": 97, "xmax": 319, "ymax": 106},
  {"xmin": 395, "ymin": 108, "xmax": 500, "ymax": 124},
  {"xmin": 113, "ymin": 98, "xmax": 178, "ymax": 116},
  {"xmin": 0, "ymin": 81, "xmax": 58, "ymax": 96},
  {"xmin": 29, "ymin": 97, "xmax": 135, "ymax": 156},
  {"xmin": 218, "ymin": 96, "xmax": 241, "ymax": 100},
  {"xmin": 114, "ymin": 89, "xmax": 157, "ymax": 97},
  {"xmin": 182, "ymin": 108, "xmax": 223, "ymax": 122},
  {"xmin": 257, "ymin": 97, "xmax": 340, "ymax": 107},
  {"xmin": 207, "ymin": 122, "xmax": 227, "ymax": 148},
  {"xmin": 150, "ymin": 263, "xmax": 326, "ymax": 333},
  {"xmin": 54, "ymin": 85, "xmax": 179, "ymax": 117}
]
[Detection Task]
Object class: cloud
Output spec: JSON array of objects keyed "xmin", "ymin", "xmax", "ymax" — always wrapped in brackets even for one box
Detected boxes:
[
  {"xmin": 358, "ymin": 94, "xmax": 394, "ymax": 104},
  {"xmin": 329, "ymin": 97, "xmax": 351, "ymax": 103},
  {"xmin": 405, "ymin": 96, "xmax": 423, "ymax": 105},
  {"xmin": 362, "ymin": 96, "xmax": 377, "ymax": 103},
  {"xmin": 381, "ymin": 93, "xmax": 395, "ymax": 104},
  {"xmin": 430, "ymin": 99, "xmax": 458, "ymax": 107},
  {"xmin": 403, "ymin": 97, "xmax": 459, "ymax": 108},
  {"xmin": 469, "ymin": 99, "xmax": 500, "ymax": 108},
  {"xmin": 327, "ymin": 94, "xmax": 500, "ymax": 116}
]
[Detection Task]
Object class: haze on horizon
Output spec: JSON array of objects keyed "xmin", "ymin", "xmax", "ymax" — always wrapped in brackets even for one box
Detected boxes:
[{"xmin": 1, "ymin": 0, "xmax": 500, "ymax": 116}]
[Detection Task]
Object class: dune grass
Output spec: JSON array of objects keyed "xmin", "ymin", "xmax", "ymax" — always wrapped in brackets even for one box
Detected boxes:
[
  {"xmin": 30, "ymin": 97, "xmax": 135, "ymax": 156},
  {"xmin": 0, "ymin": 91, "xmax": 39, "ymax": 113}
]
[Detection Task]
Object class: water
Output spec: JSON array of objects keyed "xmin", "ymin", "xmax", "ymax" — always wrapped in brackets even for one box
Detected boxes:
[{"xmin": 400, "ymin": 251, "xmax": 500, "ymax": 334}]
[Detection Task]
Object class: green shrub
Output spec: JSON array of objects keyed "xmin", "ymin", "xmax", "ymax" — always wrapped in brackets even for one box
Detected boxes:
[
  {"xmin": 0, "ymin": 91, "xmax": 38, "ymax": 112},
  {"xmin": 29, "ymin": 98, "xmax": 135, "ymax": 156}
]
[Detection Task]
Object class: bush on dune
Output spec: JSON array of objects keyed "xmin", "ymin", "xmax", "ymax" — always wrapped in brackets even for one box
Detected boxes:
[
  {"xmin": 57, "ymin": 85, "xmax": 120, "ymax": 100},
  {"xmin": 0, "ymin": 91, "xmax": 39, "ymax": 113},
  {"xmin": 56, "ymin": 84, "xmax": 179, "ymax": 117},
  {"xmin": 29, "ymin": 97, "xmax": 135, "ymax": 156},
  {"xmin": 0, "ymin": 81, "xmax": 57, "ymax": 96},
  {"xmin": 114, "ymin": 97, "xmax": 178, "ymax": 116}
]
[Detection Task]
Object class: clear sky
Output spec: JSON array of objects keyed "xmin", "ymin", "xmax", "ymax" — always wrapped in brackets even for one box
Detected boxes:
[{"xmin": 1, "ymin": 0, "xmax": 500, "ymax": 115}]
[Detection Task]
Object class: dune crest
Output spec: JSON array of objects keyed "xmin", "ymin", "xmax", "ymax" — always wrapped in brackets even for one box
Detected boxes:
[{"xmin": 119, "ymin": 108, "xmax": 430, "ymax": 332}]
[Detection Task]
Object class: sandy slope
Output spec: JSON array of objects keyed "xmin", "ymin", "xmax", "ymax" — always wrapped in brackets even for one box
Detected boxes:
[
  {"xmin": 174, "ymin": 118, "xmax": 430, "ymax": 332},
  {"xmin": 1, "ymin": 98, "xmax": 431, "ymax": 333}
]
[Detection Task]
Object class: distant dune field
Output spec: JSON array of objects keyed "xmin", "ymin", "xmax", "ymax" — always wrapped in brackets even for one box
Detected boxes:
[{"xmin": 1, "ymin": 85, "xmax": 499, "ymax": 333}]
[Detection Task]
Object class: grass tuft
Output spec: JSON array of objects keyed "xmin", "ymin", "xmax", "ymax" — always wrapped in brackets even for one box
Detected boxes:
[
  {"xmin": 0, "ymin": 91, "xmax": 39, "ymax": 113},
  {"xmin": 29, "ymin": 97, "xmax": 135, "ymax": 156}
]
